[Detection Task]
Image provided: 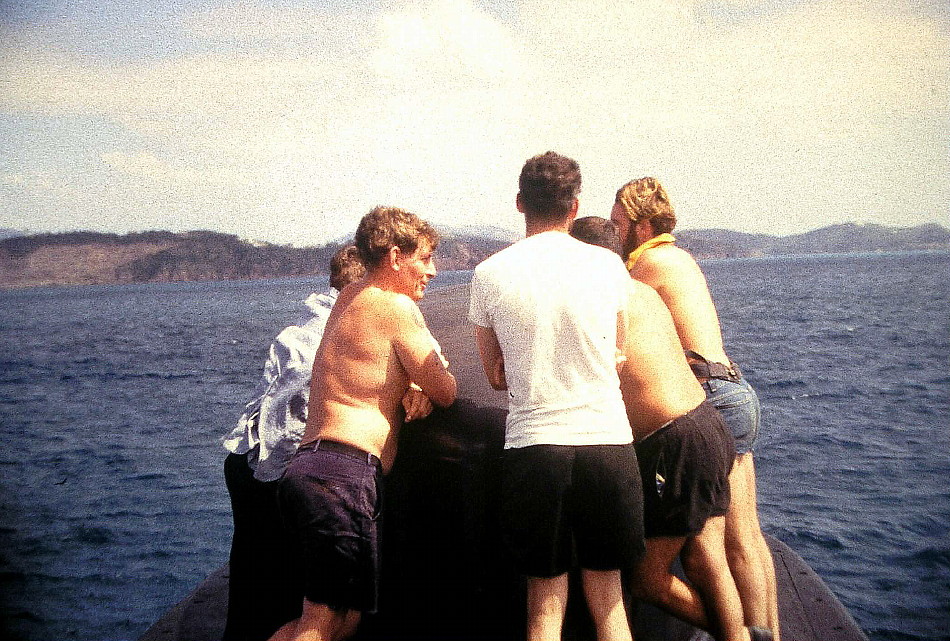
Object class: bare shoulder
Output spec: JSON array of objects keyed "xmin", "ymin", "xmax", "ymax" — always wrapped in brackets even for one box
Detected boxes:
[
  {"xmin": 633, "ymin": 243, "xmax": 704, "ymax": 288},
  {"xmin": 628, "ymin": 280, "xmax": 670, "ymax": 316},
  {"xmin": 629, "ymin": 278, "xmax": 661, "ymax": 300},
  {"xmin": 373, "ymin": 289, "xmax": 426, "ymax": 331},
  {"xmin": 642, "ymin": 243, "xmax": 699, "ymax": 273}
]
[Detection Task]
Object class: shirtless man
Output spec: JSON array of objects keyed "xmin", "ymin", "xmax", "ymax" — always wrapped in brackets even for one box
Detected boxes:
[
  {"xmin": 611, "ymin": 177, "xmax": 779, "ymax": 641},
  {"xmin": 618, "ymin": 281, "xmax": 749, "ymax": 641},
  {"xmin": 268, "ymin": 206, "xmax": 457, "ymax": 641},
  {"xmin": 570, "ymin": 220, "xmax": 749, "ymax": 641}
]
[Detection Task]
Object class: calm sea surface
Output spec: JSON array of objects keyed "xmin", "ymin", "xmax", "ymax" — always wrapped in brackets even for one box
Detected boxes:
[{"xmin": 1, "ymin": 253, "xmax": 947, "ymax": 641}]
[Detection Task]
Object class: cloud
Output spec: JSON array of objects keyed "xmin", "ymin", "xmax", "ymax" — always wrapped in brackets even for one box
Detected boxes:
[{"xmin": 0, "ymin": 0, "xmax": 946, "ymax": 243}]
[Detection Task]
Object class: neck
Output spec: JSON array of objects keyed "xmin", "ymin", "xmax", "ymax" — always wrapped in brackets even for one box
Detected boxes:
[
  {"xmin": 363, "ymin": 267, "xmax": 402, "ymax": 294},
  {"xmin": 525, "ymin": 216, "xmax": 571, "ymax": 237}
]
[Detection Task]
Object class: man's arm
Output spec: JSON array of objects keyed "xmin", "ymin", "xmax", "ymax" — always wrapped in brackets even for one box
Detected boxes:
[
  {"xmin": 474, "ymin": 324, "xmax": 507, "ymax": 390},
  {"xmin": 392, "ymin": 297, "xmax": 457, "ymax": 407}
]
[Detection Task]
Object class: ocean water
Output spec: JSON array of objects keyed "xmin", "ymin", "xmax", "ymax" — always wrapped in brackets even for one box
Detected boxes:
[{"xmin": 0, "ymin": 254, "xmax": 947, "ymax": 641}]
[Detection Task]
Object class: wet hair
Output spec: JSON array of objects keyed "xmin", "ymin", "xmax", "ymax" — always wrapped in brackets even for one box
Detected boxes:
[
  {"xmin": 569, "ymin": 216, "xmax": 622, "ymax": 256},
  {"xmin": 614, "ymin": 177, "xmax": 677, "ymax": 235},
  {"xmin": 355, "ymin": 206, "xmax": 439, "ymax": 270},
  {"xmin": 518, "ymin": 151, "xmax": 582, "ymax": 220},
  {"xmin": 328, "ymin": 244, "xmax": 365, "ymax": 290}
]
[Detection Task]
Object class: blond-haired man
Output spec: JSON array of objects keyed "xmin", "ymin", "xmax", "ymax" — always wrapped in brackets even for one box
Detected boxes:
[{"xmin": 612, "ymin": 177, "xmax": 779, "ymax": 641}]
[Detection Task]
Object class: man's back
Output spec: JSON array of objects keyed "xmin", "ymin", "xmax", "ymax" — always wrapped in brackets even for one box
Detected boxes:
[
  {"xmin": 619, "ymin": 280, "xmax": 706, "ymax": 439},
  {"xmin": 471, "ymin": 231, "xmax": 632, "ymax": 447},
  {"xmin": 630, "ymin": 243, "xmax": 730, "ymax": 364}
]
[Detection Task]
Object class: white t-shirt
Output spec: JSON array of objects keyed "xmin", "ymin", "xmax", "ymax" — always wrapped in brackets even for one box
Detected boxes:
[{"xmin": 469, "ymin": 231, "xmax": 633, "ymax": 449}]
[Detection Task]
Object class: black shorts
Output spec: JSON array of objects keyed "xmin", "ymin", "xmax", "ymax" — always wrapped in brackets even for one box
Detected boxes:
[
  {"xmin": 500, "ymin": 443, "xmax": 645, "ymax": 577},
  {"xmin": 277, "ymin": 441, "xmax": 383, "ymax": 614},
  {"xmin": 635, "ymin": 401, "xmax": 735, "ymax": 538}
]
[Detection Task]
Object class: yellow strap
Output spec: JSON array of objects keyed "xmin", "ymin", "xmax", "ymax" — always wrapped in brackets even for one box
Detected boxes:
[{"xmin": 625, "ymin": 233, "xmax": 676, "ymax": 270}]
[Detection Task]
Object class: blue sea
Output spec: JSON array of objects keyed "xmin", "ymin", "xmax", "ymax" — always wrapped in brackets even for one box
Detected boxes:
[{"xmin": 1, "ymin": 252, "xmax": 948, "ymax": 641}]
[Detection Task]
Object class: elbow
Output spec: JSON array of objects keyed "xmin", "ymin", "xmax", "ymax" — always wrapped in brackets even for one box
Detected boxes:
[{"xmin": 432, "ymin": 376, "xmax": 458, "ymax": 408}]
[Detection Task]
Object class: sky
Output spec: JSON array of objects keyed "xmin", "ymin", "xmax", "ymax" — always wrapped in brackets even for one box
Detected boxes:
[{"xmin": 1, "ymin": 0, "xmax": 947, "ymax": 247}]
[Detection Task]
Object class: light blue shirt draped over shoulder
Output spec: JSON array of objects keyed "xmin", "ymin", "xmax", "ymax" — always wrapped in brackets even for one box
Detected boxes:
[{"xmin": 222, "ymin": 288, "xmax": 338, "ymax": 481}]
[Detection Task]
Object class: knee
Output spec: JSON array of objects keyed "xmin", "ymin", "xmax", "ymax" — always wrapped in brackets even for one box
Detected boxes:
[
  {"xmin": 628, "ymin": 573, "xmax": 651, "ymax": 601},
  {"xmin": 683, "ymin": 529, "xmax": 730, "ymax": 578},
  {"xmin": 725, "ymin": 535, "xmax": 758, "ymax": 569},
  {"xmin": 681, "ymin": 548, "xmax": 713, "ymax": 578},
  {"xmin": 628, "ymin": 566, "xmax": 671, "ymax": 606}
]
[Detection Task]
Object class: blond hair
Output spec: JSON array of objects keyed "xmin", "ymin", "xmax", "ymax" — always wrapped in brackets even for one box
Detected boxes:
[{"xmin": 614, "ymin": 177, "xmax": 677, "ymax": 235}]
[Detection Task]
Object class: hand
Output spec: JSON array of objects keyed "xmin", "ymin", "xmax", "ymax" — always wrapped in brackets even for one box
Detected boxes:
[{"xmin": 402, "ymin": 385, "xmax": 434, "ymax": 422}]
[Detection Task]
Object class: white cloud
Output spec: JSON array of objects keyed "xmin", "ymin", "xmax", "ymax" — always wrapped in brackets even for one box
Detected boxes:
[{"xmin": 0, "ymin": 0, "xmax": 946, "ymax": 243}]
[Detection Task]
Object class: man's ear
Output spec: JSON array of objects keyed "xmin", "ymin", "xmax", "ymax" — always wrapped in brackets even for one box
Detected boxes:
[
  {"xmin": 515, "ymin": 192, "xmax": 524, "ymax": 214},
  {"xmin": 567, "ymin": 198, "xmax": 579, "ymax": 223},
  {"xmin": 388, "ymin": 245, "xmax": 402, "ymax": 271}
]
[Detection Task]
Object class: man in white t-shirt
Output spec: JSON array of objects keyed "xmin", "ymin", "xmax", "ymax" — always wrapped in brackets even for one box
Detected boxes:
[{"xmin": 469, "ymin": 152, "xmax": 644, "ymax": 641}]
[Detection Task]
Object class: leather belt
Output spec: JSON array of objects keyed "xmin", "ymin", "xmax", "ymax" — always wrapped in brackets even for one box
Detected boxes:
[{"xmin": 299, "ymin": 439, "xmax": 380, "ymax": 466}]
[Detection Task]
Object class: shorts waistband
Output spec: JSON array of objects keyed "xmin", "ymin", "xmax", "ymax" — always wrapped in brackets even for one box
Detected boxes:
[
  {"xmin": 298, "ymin": 439, "xmax": 380, "ymax": 467},
  {"xmin": 685, "ymin": 349, "xmax": 742, "ymax": 383},
  {"xmin": 637, "ymin": 402, "xmax": 710, "ymax": 444}
]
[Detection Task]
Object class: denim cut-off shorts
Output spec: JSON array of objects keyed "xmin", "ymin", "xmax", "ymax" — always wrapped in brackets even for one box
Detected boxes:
[{"xmin": 703, "ymin": 376, "xmax": 761, "ymax": 455}]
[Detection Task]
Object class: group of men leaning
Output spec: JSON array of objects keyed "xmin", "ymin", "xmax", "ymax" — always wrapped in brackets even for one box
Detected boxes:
[{"xmin": 221, "ymin": 151, "xmax": 779, "ymax": 641}]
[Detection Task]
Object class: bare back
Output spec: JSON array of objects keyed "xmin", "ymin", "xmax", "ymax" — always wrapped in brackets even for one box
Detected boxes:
[
  {"xmin": 619, "ymin": 281, "xmax": 706, "ymax": 440},
  {"xmin": 630, "ymin": 243, "xmax": 730, "ymax": 364},
  {"xmin": 303, "ymin": 281, "xmax": 456, "ymax": 472}
]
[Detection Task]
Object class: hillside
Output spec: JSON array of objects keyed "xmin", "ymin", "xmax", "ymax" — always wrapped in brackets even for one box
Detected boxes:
[
  {"xmin": 678, "ymin": 223, "xmax": 949, "ymax": 259},
  {"xmin": 0, "ymin": 229, "xmax": 511, "ymax": 290},
  {"xmin": 0, "ymin": 223, "xmax": 946, "ymax": 289}
]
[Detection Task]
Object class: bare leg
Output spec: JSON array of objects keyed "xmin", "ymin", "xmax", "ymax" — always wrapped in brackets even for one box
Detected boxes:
[
  {"xmin": 682, "ymin": 516, "xmax": 749, "ymax": 641},
  {"xmin": 526, "ymin": 574, "xmax": 569, "ymax": 641},
  {"xmin": 581, "ymin": 568, "xmax": 633, "ymax": 641},
  {"xmin": 726, "ymin": 454, "xmax": 780, "ymax": 640},
  {"xmin": 630, "ymin": 535, "xmax": 710, "ymax": 630},
  {"xmin": 266, "ymin": 599, "xmax": 359, "ymax": 641}
]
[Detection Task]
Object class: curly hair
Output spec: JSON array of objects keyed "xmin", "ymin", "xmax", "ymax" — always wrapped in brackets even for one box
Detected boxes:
[
  {"xmin": 355, "ymin": 206, "xmax": 439, "ymax": 269},
  {"xmin": 518, "ymin": 151, "xmax": 582, "ymax": 219},
  {"xmin": 328, "ymin": 244, "xmax": 365, "ymax": 290},
  {"xmin": 614, "ymin": 177, "xmax": 677, "ymax": 235}
]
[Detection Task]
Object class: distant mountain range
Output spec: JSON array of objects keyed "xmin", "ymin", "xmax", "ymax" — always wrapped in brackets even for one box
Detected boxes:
[
  {"xmin": 676, "ymin": 222, "xmax": 950, "ymax": 259},
  {"xmin": 0, "ymin": 222, "xmax": 946, "ymax": 290}
]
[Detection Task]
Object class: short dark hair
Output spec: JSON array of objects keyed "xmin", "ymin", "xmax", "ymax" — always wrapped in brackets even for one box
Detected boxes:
[
  {"xmin": 355, "ymin": 206, "xmax": 439, "ymax": 269},
  {"xmin": 518, "ymin": 151, "xmax": 582, "ymax": 219},
  {"xmin": 569, "ymin": 216, "xmax": 622, "ymax": 256},
  {"xmin": 328, "ymin": 244, "xmax": 365, "ymax": 290}
]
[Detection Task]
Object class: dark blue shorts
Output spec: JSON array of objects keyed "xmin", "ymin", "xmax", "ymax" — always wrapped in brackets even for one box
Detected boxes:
[
  {"xmin": 635, "ymin": 402, "xmax": 734, "ymax": 538},
  {"xmin": 277, "ymin": 441, "xmax": 382, "ymax": 614},
  {"xmin": 499, "ymin": 443, "xmax": 645, "ymax": 577}
]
